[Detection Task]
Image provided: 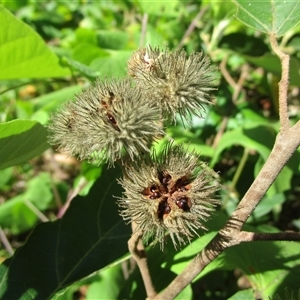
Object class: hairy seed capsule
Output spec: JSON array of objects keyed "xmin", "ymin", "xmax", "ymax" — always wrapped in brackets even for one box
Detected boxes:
[
  {"xmin": 128, "ymin": 46, "xmax": 219, "ymax": 125},
  {"xmin": 48, "ymin": 78, "xmax": 164, "ymax": 166},
  {"xmin": 118, "ymin": 142, "xmax": 221, "ymax": 250}
]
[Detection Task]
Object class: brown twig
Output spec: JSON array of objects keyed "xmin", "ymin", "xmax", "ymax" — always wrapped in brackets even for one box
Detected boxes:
[
  {"xmin": 219, "ymin": 54, "xmax": 248, "ymax": 104},
  {"xmin": 128, "ymin": 222, "xmax": 157, "ymax": 299}
]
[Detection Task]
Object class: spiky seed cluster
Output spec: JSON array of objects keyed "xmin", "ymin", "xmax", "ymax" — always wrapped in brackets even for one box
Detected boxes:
[
  {"xmin": 128, "ymin": 46, "xmax": 218, "ymax": 124},
  {"xmin": 48, "ymin": 78, "xmax": 163, "ymax": 165},
  {"xmin": 118, "ymin": 142, "xmax": 220, "ymax": 250}
]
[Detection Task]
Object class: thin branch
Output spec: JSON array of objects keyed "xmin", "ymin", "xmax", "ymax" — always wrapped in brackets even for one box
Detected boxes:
[
  {"xmin": 240, "ymin": 231, "xmax": 300, "ymax": 242},
  {"xmin": 0, "ymin": 226, "xmax": 14, "ymax": 256},
  {"xmin": 220, "ymin": 54, "xmax": 236, "ymax": 88},
  {"xmin": 233, "ymin": 64, "xmax": 248, "ymax": 103},
  {"xmin": 176, "ymin": 6, "xmax": 208, "ymax": 50},
  {"xmin": 128, "ymin": 222, "xmax": 156, "ymax": 299},
  {"xmin": 24, "ymin": 199, "xmax": 49, "ymax": 222},
  {"xmin": 57, "ymin": 176, "xmax": 89, "ymax": 218},
  {"xmin": 154, "ymin": 232, "xmax": 237, "ymax": 300},
  {"xmin": 269, "ymin": 33, "xmax": 290, "ymax": 131},
  {"xmin": 219, "ymin": 54, "xmax": 248, "ymax": 104},
  {"xmin": 140, "ymin": 13, "xmax": 148, "ymax": 48},
  {"xmin": 211, "ymin": 116, "xmax": 228, "ymax": 150}
]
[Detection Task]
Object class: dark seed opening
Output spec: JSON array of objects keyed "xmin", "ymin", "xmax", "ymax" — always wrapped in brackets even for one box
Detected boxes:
[
  {"xmin": 106, "ymin": 112, "xmax": 120, "ymax": 131},
  {"xmin": 108, "ymin": 91, "xmax": 115, "ymax": 102},
  {"xmin": 158, "ymin": 199, "xmax": 171, "ymax": 220},
  {"xmin": 175, "ymin": 196, "xmax": 191, "ymax": 211}
]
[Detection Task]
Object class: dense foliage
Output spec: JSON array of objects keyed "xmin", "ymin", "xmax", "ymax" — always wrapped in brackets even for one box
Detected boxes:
[{"xmin": 0, "ymin": 1, "xmax": 300, "ymax": 299}]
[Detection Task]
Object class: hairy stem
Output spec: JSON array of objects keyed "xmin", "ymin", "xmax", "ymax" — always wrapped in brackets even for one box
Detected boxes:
[
  {"xmin": 269, "ymin": 33, "xmax": 290, "ymax": 131},
  {"xmin": 154, "ymin": 34, "xmax": 300, "ymax": 299}
]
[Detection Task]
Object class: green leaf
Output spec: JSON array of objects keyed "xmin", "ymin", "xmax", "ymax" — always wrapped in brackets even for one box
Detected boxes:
[
  {"xmin": 0, "ymin": 5, "xmax": 70, "ymax": 79},
  {"xmin": 90, "ymin": 50, "xmax": 132, "ymax": 78},
  {"xmin": 228, "ymin": 289, "xmax": 255, "ymax": 300},
  {"xmin": 0, "ymin": 194, "xmax": 38, "ymax": 234},
  {"xmin": 0, "ymin": 166, "xmax": 131, "ymax": 299},
  {"xmin": 0, "ymin": 120, "xmax": 49, "ymax": 170},
  {"xmin": 86, "ymin": 264, "xmax": 126, "ymax": 300},
  {"xmin": 30, "ymin": 85, "xmax": 83, "ymax": 124},
  {"xmin": 170, "ymin": 224, "xmax": 300, "ymax": 299},
  {"xmin": 232, "ymin": 0, "xmax": 300, "ymax": 36},
  {"xmin": 72, "ymin": 43, "xmax": 109, "ymax": 65},
  {"xmin": 137, "ymin": 0, "xmax": 180, "ymax": 17},
  {"xmin": 63, "ymin": 57, "xmax": 101, "ymax": 78},
  {"xmin": 245, "ymin": 53, "xmax": 300, "ymax": 87},
  {"xmin": 75, "ymin": 28, "xmax": 98, "ymax": 46},
  {"xmin": 211, "ymin": 125, "xmax": 276, "ymax": 167},
  {"xmin": 167, "ymin": 211, "xmax": 228, "ymax": 277},
  {"xmin": 97, "ymin": 31, "xmax": 129, "ymax": 50},
  {"xmin": 250, "ymin": 193, "xmax": 285, "ymax": 220},
  {"xmin": 31, "ymin": 85, "xmax": 82, "ymax": 112},
  {"xmin": 0, "ymin": 173, "xmax": 53, "ymax": 234},
  {"xmin": 167, "ymin": 127, "xmax": 214, "ymax": 158},
  {"xmin": 219, "ymin": 32, "xmax": 269, "ymax": 56},
  {"xmin": 0, "ymin": 167, "xmax": 13, "ymax": 189}
]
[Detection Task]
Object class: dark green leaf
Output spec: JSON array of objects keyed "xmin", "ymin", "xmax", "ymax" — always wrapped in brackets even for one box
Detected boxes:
[
  {"xmin": 219, "ymin": 32, "xmax": 269, "ymax": 56},
  {"xmin": 0, "ymin": 166, "xmax": 131, "ymax": 299}
]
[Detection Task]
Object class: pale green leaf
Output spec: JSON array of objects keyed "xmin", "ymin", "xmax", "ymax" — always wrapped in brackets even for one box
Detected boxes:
[{"xmin": 232, "ymin": 0, "xmax": 300, "ymax": 36}]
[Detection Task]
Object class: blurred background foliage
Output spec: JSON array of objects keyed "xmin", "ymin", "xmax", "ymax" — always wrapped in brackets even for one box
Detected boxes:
[{"xmin": 0, "ymin": 0, "xmax": 300, "ymax": 299}]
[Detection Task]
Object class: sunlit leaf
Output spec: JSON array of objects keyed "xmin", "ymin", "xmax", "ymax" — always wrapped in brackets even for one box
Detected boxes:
[
  {"xmin": 0, "ymin": 5, "xmax": 70, "ymax": 79},
  {"xmin": 228, "ymin": 289, "xmax": 255, "ymax": 300}
]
